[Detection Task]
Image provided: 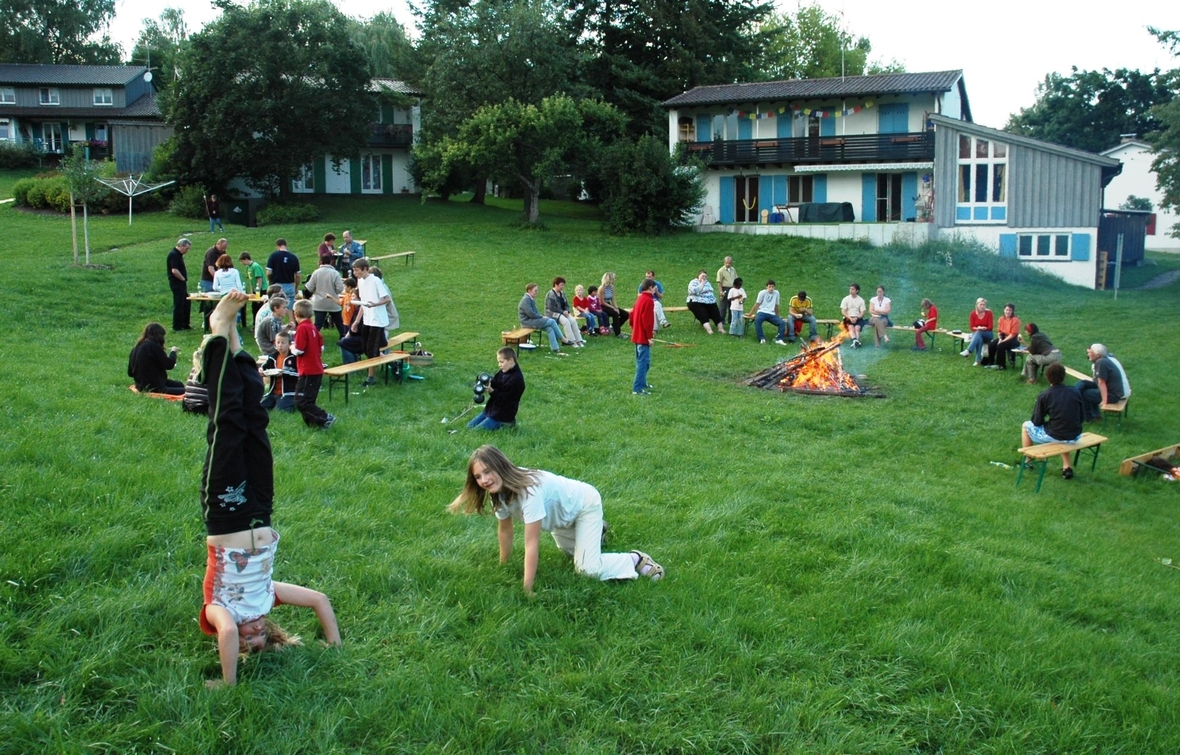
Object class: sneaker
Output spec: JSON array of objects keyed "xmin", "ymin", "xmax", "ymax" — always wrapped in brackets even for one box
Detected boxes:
[
  {"xmin": 323, "ymin": 414, "xmax": 336, "ymax": 429},
  {"xmin": 632, "ymin": 389, "xmax": 651, "ymax": 395},
  {"xmin": 774, "ymin": 339, "xmax": 787, "ymax": 345},
  {"xmin": 760, "ymin": 339, "xmax": 767, "ymax": 344},
  {"xmin": 660, "ymin": 322, "xmax": 671, "ymax": 329},
  {"xmin": 960, "ymin": 349, "xmax": 970, "ymax": 357},
  {"xmin": 971, "ymin": 361, "xmax": 981, "ymax": 367},
  {"xmin": 1062, "ymin": 467, "xmax": 1074, "ymax": 480},
  {"xmin": 985, "ymin": 364, "xmax": 1001, "ymax": 370},
  {"xmin": 363, "ymin": 377, "xmax": 377, "ymax": 386},
  {"xmin": 852, "ymin": 339, "xmax": 861, "ymax": 348}
]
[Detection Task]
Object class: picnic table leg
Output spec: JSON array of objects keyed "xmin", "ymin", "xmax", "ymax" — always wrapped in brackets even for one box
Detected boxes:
[
  {"xmin": 1034, "ymin": 459, "xmax": 1048, "ymax": 493},
  {"xmin": 1016, "ymin": 459, "xmax": 1026, "ymax": 488},
  {"xmin": 343, "ymin": 373, "xmax": 349, "ymax": 405}
]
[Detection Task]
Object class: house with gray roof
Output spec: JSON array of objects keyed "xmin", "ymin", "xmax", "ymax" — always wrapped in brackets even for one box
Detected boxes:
[
  {"xmin": 663, "ymin": 70, "xmax": 1122, "ymax": 287},
  {"xmin": 0, "ymin": 64, "xmax": 172, "ymax": 173}
]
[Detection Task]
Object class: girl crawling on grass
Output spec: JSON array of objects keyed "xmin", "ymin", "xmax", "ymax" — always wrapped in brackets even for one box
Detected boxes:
[
  {"xmin": 198, "ymin": 291, "xmax": 340, "ymax": 687},
  {"xmin": 449, "ymin": 445, "xmax": 665, "ymax": 595}
]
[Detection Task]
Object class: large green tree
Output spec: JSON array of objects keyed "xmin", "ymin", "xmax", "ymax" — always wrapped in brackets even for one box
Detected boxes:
[
  {"xmin": 349, "ymin": 12, "xmax": 422, "ymax": 83},
  {"xmin": 0, "ymin": 0, "xmax": 120, "ymax": 64},
  {"xmin": 758, "ymin": 4, "xmax": 902, "ymax": 81},
  {"xmin": 1005, "ymin": 67, "xmax": 1174, "ymax": 154},
  {"xmin": 167, "ymin": 0, "xmax": 374, "ymax": 198},
  {"xmin": 567, "ymin": 0, "xmax": 777, "ymax": 137},
  {"xmin": 1147, "ymin": 28, "xmax": 1180, "ymax": 238},
  {"xmin": 128, "ymin": 7, "xmax": 188, "ymax": 94},
  {"xmin": 421, "ymin": 95, "xmax": 624, "ymax": 225}
]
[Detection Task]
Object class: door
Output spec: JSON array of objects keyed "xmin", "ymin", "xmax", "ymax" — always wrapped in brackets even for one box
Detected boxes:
[
  {"xmin": 325, "ymin": 155, "xmax": 351, "ymax": 194},
  {"xmin": 734, "ymin": 176, "xmax": 759, "ymax": 222},
  {"xmin": 42, "ymin": 122, "xmax": 63, "ymax": 153}
]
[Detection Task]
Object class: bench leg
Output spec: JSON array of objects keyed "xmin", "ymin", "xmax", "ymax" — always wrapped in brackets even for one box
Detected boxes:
[{"xmin": 1034, "ymin": 459, "xmax": 1048, "ymax": 493}]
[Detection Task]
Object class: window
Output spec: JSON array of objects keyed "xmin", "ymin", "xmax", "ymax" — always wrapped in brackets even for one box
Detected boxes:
[
  {"xmin": 678, "ymin": 117, "xmax": 695, "ymax": 142},
  {"xmin": 360, "ymin": 154, "xmax": 382, "ymax": 192},
  {"xmin": 292, "ymin": 163, "xmax": 315, "ymax": 192},
  {"xmin": 788, "ymin": 175, "xmax": 813, "ymax": 204},
  {"xmin": 955, "ymin": 134, "xmax": 1007, "ymax": 223},
  {"xmin": 0, "ymin": 87, "xmax": 14, "ymax": 104},
  {"xmin": 0, "ymin": 119, "xmax": 10, "ymax": 141},
  {"xmin": 42, "ymin": 122, "xmax": 63, "ymax": 152},
  {"xmin": 1018, "ymin": 233, "xmax": 1070, "ymax": 259},
  {"xmin": 93, "ymin": 124, "xmax": 107, "ymax": 144},
  {"xmin": 39, "ymin": 88, "xmax": 60, "ymax": 105},
  {"xmin": 93, "ymin": 88, "xmax": 113, "ymax": 106}
]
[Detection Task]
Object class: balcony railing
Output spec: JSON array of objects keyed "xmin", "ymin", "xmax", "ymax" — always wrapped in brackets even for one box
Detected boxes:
[
  {"xmin": 686, "ymin": 131, "xmax": 934, "ymax": 167},
  {"xmin": 367, "ymin": 123, "xmax": 413, "ymax": 148}
]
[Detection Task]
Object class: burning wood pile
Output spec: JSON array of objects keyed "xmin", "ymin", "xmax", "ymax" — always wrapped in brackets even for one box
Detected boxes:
[{"xmin": 744, "ymin": 338, "xmax": 883, "ymax": 397}]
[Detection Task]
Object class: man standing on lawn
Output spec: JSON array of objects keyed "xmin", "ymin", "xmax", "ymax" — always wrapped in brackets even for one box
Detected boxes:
[
  {"xmin": 1021, "ymin": 363, "xmax": 1084, "ymax": 480},
  {"xmin": 716, "ymin": 256, "xmax": 737, "ymax": 313},
  {"xmin": 201, "ymin": 238, "xmax": 228, "ymax": 293},
  {"xmin": 266, "ymin": 239, "xmax": 302, "ymax": 303},
  {"xmin": 630, "ymin": 279, "xmax": 657, "ymax": 395},
  {"xmin": 167, "ymin": 238, "xmax": 192, "ymax": 331}
]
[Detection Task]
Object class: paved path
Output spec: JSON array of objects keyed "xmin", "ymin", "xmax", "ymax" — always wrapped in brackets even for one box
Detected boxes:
[{"xmin": 1137, "ymin": 269, "xmax": 1180, "ymax": 290}]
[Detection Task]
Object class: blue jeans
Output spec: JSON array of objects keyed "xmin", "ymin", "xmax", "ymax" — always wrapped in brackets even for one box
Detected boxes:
[
  {"xmin": 467, "ymin": 412, "xmax": 512, "ymax": 430},
  {"xmin": 537, "ymin": 317, "xmax": 562, "ymax": 350},
  {"xmin": 967, "ymin": 330, "xmax": 993, "ymax": 362},
  {"xmin": 279, "ymin": 283, "xmax": 296, "ymax": 303},
  {"xmin": 729, "ymin": 309, "xmax": 745, "ymax": 336},
  {"xmin": 210, "ymin": 217, "xmax": 225, "ymax": 232},
  {"xmin": 199, "ymin": 280, "xmax": 214, "ymax": 293},
  {"xmin": 633, "ymin": 344, "xmax": 651, "ymax": 393},
  {"xmin": 754, "ymin": 312, "xmax": 786, "ymax": 342},
  {"xmin": 786, "ymin": 313, "xmax": 817, "ymax": 340}
]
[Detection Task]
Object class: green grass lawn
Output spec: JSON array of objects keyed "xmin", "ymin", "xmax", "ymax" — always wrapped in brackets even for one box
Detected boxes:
[{"xmin": 2, "ymin": 184, "xmax": 1178, "ymax": 753}]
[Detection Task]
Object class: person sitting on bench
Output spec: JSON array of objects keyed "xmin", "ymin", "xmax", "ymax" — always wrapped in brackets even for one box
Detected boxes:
[{"xmin": 1021, "ymin": 363, "xmax": 1084, "ymax": 480}]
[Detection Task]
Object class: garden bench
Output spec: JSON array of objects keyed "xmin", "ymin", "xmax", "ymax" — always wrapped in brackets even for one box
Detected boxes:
[
  {"xmin": 1063, "ymin": 365, "xmax": 1091, "ymax": 382},
  {"xmin": 501, "ymin": 327, "xmax": 535, "ymax": 348},
  {"xmin": 386, "ymin": 331, "xmax": 420, "ymax": 352},
  {"xmin": 1119, "ymin": 442, "xmax": 1180, "ymax": 477},
  {"xmin": 1016, "ymin": 431, "xmax": 1107, "ymax": 493},
  {"xmin": 1100, "ymin": 398, "xmax": 1129, "ymax": 430},
  {"xmin": 324, "ymin": 352, "xmax": 409, "ymax": 404},
  {"xmin": 369, "ymin": 250, "xmax": 415, "ymax": 267}
]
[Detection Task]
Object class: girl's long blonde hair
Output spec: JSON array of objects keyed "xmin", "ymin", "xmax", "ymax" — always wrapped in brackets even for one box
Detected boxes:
[
  {"xmin": 239, "ymin": 617, "xmax": 302, "ymax": 657},
  {"xmin": 448, "ymin": 445, "xmax": 539, "ymax": 515}
]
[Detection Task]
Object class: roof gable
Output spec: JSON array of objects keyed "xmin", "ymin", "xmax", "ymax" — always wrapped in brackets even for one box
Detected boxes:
[
  {"xmin": 930, "ymin": 113, "xmax": 1120, "ymax": 168},
  {"xmin": 0, "ymin": 64, "xmax": 148, "ymax": 87},
  {"xmin": 662, "ymin": 70, "xmax": 965, "ymax": 109}
]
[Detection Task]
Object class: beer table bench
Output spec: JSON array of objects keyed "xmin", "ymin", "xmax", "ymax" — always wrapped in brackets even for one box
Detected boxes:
[
  {"xmin": 1016, "ymin": 432, "xmax": 1107, "ymax": 493},
  {"xmin": 369, "ymin": 251, "xmax": 416, "ymax": 267},
  {"xmin": 324, "ymin": 352, "xmax": 409, "ymax": 404}
]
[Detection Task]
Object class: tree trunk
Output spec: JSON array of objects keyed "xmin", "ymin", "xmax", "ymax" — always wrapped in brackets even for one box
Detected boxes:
[
  {"xmin": 522, "ymin": 180, "xmax": 541, "ymax": 225},
  {"xmin": 470, "ymin": 177, "xmax": 486, "ymax": 205}
]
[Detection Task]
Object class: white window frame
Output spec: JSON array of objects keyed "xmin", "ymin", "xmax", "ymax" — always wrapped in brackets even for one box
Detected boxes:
[
  {"xmin": 39, "ymin": 88, "xmax": 60, "ymax": 106},
  {"xmin": 292, "ymin": 163, "xmax": 315, "ymax": 193},
  {"xmin": 1017, "ymin": 233, "xmax": 1070, "ymax": 260},
  {"xmin": 42, "ymin": 122, "xmax": 63, "ymax": 152},
  {"xmin": 93, "ymin": 88, "xmax": 113, "ymax": 106},
  {"xmin": 0, "ymin": 119, "xmax": 10, "ymax": 141},
  {"xmin": 93, "ymin": 124, "xmax": 107, "ymax": 144},
  {"xmin": 955, "ymin": 134, "xmax": 1007, "ymax": 224},
  {"xmin": 360, "ymin": 154, "xmax": 382, "ymax": 193},
  {"xmin": 0, "ymin": 87, "xmax": 14, "ymax": 104}
]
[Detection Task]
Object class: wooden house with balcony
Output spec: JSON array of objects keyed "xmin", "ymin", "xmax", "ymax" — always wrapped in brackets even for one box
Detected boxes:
[
  {"xmin": 0, "ymin": 64, "xmax": 170, "ymax": 173},
  {"xmin": 664, "ymin": 70, "xmax": 1123, "ymax": 288},
  {"xmin": 289, "ymin": 78, "xmax": 421, "ymax": 196}
]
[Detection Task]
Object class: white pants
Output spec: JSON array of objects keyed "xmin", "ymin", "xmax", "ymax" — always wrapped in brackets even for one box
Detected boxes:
[
  {"xmin": 556, "ymin": 313, "xmax": 584, "ymax": 344},
  {"xmin": 550, "ymin": 492, "xmax": 637, "ymax": 581},
  {"xmin": 653, "ymin": 300, "xmax": 667, "ymax": 326}
]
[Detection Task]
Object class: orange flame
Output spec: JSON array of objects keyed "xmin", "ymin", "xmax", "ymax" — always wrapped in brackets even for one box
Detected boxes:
[{"xmin": 778, "ymin": 329, "xmax": 861, "ymax": 393}]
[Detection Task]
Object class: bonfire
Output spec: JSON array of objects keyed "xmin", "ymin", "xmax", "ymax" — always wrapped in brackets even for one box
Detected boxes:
[{"xmin": 744, "ymin": 331, "xmax": 883, "ymax": 397}]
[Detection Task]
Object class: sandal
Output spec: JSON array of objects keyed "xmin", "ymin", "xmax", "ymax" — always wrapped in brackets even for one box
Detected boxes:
[
  {"xmin": 601, "ymin": 520, "xmax": 610, "ymax": 547},
  {"xmin": 632, "ymin": 551, "xmax": 665, "ymax": 581}
]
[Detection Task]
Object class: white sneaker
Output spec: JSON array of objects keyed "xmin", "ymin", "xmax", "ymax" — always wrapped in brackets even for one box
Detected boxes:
[
  {"xmin": 760, "ymin": 339, "xmax": 767, "ymax": 344},
  {"xmin": 960, "ymin": 349, "xmax": 970, "ymax": 357},
  {"xmin": 774, "ymin": 339, "xmax": 787, "ymax": 345}
]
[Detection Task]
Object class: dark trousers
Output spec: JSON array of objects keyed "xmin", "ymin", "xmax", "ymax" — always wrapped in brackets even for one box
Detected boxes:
[
  {"xmin": 170, "ymin": 284, "xmax": 191, "ymax": 330},
  {"xmin": 603, "ymin": 305, "xmax": 629, "ymax": 335},
  {"xmin": 295, "ymin": 374, "xmax": 330, "ymax": 426},
  {"xmin": 199, "ymin": 336, "xmax": 273, "ymax": 536},
  {"xmin": 315, "ymin": 310, "xmax": 347, "ymax": 338},
  {"xmin": 988, "ymin": 337, "xmax": 1019, "ymax": 368}
]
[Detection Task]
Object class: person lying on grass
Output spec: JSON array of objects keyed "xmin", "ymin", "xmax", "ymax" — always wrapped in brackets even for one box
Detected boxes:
[
  {"xmin": 198, "ymin": 291, "xmax": 340, "ymax": 688},
  {"xmin": 448, "ymin": 445, "xmax": 664, "ymax": 596}
]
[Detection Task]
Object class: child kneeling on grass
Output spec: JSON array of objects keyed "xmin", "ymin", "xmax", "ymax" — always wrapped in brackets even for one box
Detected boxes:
[
  {"xmin": 448, "ymin": 445, "xmax": 664, "ymax": 595},
  {"xmin": 198, "ymin": 292, "xmax": 340, "ymax": 687}
]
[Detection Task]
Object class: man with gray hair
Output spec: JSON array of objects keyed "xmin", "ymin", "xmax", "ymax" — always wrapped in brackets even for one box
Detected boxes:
[
  {"xmin": 339, "ymin": 230, "xmax": 365, "ymax": 269},
  {"xmin": 167, "ymin": 238, "xmax": 193, "ymax": 331},
  {"xmin": 1076, "ymin": 343, "xmax": 1130, "ymax": 421}
]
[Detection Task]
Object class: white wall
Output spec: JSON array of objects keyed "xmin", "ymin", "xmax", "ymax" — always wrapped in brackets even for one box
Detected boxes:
[
  {"xmin": 325, "ymin": 156, "xmax": 350, "ymax": 194},
  {"xmin": 1102, "ymin": 142, "xmax": 1180, "ymax": 251},
  {"xmin": 936, "ymin": 226, "xmax": 1098, "ymax": 287}
]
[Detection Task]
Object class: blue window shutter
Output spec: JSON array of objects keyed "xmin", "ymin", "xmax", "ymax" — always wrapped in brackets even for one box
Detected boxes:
[
  {"xmin": 738, "ymin": 117, "xmax": 752, "ymax": 140},
  {"xmin": 773, "ymin": 176, "xmax": 787, "ymax": 206},
  {"xmin": 1071, "ymin": 233, "xmax": 1091, "ymax": 261},
  {"xmin": 350, "ymin": 158, "xmax": 362, "ymax": 194},
  {"xmin": 901, "ymin": 172, "xmax": 918, "ymax": 221},
  {"xmin": 999, "ymin": 234, "xmax": 1017, "ymax": 258},
  {"xmin": 776, "ymin": 112, "xmax": 791, "ymax": 138},
  {"xmin": 861, "ymin": 174, "xmax": 877, "ymax": 222},
  {"xmin": 696, "ymin": 115, "xmax": 711, "ymax": 141},
  {"xmin": 878, "ymin": 103, "xmax": 910, "ymax": 134},
  {"xmin": 719, "ymin": 177, "xmax": 735, "ymax": 224},
  {"xmin": 821, "ymin": 116, "xmax": 835, "ymax": 137},
  {"xmin": 813, "ymin": 175, "xmax": 827, "ymax": 203},
  {"xmin": 759, "ymin": 176, "xmax": 773, "ymax": 216}
]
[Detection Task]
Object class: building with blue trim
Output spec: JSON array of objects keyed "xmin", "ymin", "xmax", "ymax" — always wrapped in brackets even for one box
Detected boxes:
[{"xmin": 663, "ymin": 71, "xmax": 1122, "ymax": 288}]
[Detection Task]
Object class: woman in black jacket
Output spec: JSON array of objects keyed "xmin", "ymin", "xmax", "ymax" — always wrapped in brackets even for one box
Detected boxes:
[{"xmin": 128, "ymin": 322, "xmax": 184, "ymax": 395}]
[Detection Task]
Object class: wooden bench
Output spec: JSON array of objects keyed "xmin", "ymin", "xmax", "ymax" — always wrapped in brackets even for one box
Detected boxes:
[
  {"xmin": 886, "ymin": 325, "xmax": 943, "ymax": 348},
  {"xmin": 738, "ymin": 313, "xmax": 840, "ymax": 340},
  {"xmin": 129, "ymin": 384, "xmax": 183, "ymax": 401},
  {"xmin": 324, "ymin": 352, "xmax": 409, "ymax": 404},
  {"xmin": 1016, "ymin": 432, "xmax": 1107, "ymax": 493},
  {"xmin": 386, "ymin": 331, "xmax": 420, "ymax": 352},
  {"xmin": 1119, "ymin": 443, "xmax": 1180, "ymax": 477},
  {"xmin": 501, "ymin": 327, "xmax": 535, "ymax": 348},
  {"xmin": 1063, "ymin": 365, "xmax": 1090, "ymax": 382},
  {"xmin": 369, "ymin": 250, "xmax": 416, "ymax": 267},
  {"xmin": 1100, "ymin": 398, "xmax": 1129, "ymax": 430}
]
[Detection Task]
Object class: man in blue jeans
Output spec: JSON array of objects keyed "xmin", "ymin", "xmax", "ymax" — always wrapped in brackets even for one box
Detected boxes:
[
  {"xmin": 630, "ymin": 279, "xmax": 656, "ymax": 394},
  {"xmin": 467, "ymin": 348, "xmax": 526, "ymax": 430},
  {"xmin": 518, "ymin": 283, "xmax": 564, "ymax": 353},
  {"xmin": 750, "ymin": 280, "xmax": 788, "ymax": 345}
]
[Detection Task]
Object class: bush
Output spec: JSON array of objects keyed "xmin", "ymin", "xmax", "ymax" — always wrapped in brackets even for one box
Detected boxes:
[
  {"xmin": 13, "ymin": 174, "xmax": 73, "ymax": 210},
  {"xmin": 11, "ymin": 178, "xmax": 35, "ymax": 205},
  {"xmin": 44, "ymin": 177, "xmax": 73, "ymax": 212},
  {"xmin": 0, "ymin": 141, "xmax": 40, "ymax": 169},
  {"xmin": 169, "ymin": 185, "xmax": 208, "ymax": 218},
  {"xmin": 257, "ymin": 202, "xmax": 319, "ymax": 226},
  {"xmin": 589, "ymin": 137, "xmax": 705, "ymax": 235}
]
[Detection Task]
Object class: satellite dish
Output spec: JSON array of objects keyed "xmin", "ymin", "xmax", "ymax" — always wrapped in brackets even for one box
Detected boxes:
[{"xmin": 144, "ymin": 71, "xmax": 153, "ymax": 82}]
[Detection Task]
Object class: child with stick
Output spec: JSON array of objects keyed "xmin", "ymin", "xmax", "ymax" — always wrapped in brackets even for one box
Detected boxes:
[{"xmin": 198, "ymin": 292, "xmax": 340, "ymax": 687}]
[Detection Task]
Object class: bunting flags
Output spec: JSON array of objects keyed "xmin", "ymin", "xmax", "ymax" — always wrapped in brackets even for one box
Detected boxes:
[{"xmin": 730, "ymin": 101, "xmax": 875, "ymax": 120}]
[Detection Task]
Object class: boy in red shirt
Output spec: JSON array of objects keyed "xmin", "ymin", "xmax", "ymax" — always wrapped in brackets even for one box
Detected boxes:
[{"xmin": 290, "ymin": 300, "xmax": 335, "ymax": 429}]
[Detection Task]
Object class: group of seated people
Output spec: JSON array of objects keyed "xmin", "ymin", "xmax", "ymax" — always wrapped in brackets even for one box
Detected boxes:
[{"xmin": 519, "ymin": 273, "xmax": 636, "ymax": 353}]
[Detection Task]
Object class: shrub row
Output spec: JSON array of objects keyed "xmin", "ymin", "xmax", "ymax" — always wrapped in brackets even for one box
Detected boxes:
[
  {"xmin": 257, "ymin": 202, "xmax": 319, "ymax": 226},
  {"xmin": 0, "ymin": 142, "xmax": 41, "ymax": 169}
]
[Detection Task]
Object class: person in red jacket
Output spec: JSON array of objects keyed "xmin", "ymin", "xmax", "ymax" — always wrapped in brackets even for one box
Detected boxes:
[
  {"xmin": 290, "ymin": 300, "xmax": 335, "ymax": 429},
  {"xmin": 913, "ymin": 298, "xmax": 938, "ymax": 351},
  {"xmin": 630, "ymin": 279, "xmax": 657, "ymax": 395}
]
